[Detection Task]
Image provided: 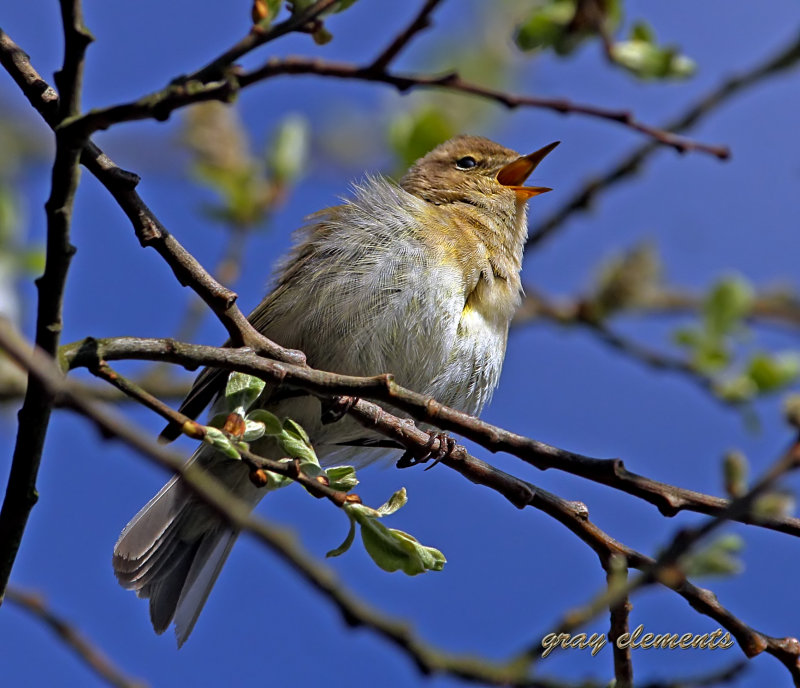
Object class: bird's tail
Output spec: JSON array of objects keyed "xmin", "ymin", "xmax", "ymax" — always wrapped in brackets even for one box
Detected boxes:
[{"xmin": 113, "ymin": 447, "xmax": 262, "ymax": 646}]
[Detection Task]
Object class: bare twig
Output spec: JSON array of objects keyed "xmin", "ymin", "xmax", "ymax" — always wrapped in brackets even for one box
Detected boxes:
[
  {"xmin": 70, "ymin": 54, "xmax": 728, "ymax": 157},
  {"xmin": 5, "ymin": 320, "xmax": 799, "ymax": 681},
  {"xmin": 6, "ymin": 586, "xmax": 145, "ymax": 688},
  {"xmin": 0, "ymin": 29, "xmax": 305, "ymax": 366},
  {"xmin": 0, "ymin": 322, "xmax": 600, "ymax": 688},
  {"xmin": 186, "ymin": 0, "xmax": 341, "ymax": 84},
  {"xmin": 0, "ymin": 2, "xmax": 92, "ymax": 600},
  {"xmin": 59, "ymin": 334, "xmax": 800, "ymax": 539},
  {"xmin": 525, "ymin": 436, "xmax": 800, "ymax": 683},
  {"xmin": 0, "ymin": 371, "xmax": 191, "ymax": 403},
  {"xmin": 606, "ymin": 561, "xmax": 633, "ymax": 688},
  {"xmin": 525, "ymin": 30, "xmax": 800, "ymax": 250},
  {"xmin": 368, "ymin": 0, "xmax": 445, "ymax": 72}
]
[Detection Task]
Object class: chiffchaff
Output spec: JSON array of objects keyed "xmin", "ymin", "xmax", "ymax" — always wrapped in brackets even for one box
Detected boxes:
[{"xmin": 113, "ymin": 135, "xmax": 558, "ymax": 645}]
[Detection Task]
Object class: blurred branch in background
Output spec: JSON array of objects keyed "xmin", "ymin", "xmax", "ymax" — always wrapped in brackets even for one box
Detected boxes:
[
  {"xmin": 516, "ymin": 244, "xmax": 800, "ymax": 407},
  {"xmin": 6, "ymin": 586, "xmax": 146, "ymax": 688},
  {"xmin": 2, "ymin": 317, "xmax": 791, "ymax": 684},
  {"xmin": 525, "ymin": 30, "xmax": 800, "ymax": 250},
  {"xmin": 55, "ymin": 0, "xmax": 728, "ymax": 158},
  {"xmin": 1, "ymin": 1, "xmax": 800, "ymax": 686}
]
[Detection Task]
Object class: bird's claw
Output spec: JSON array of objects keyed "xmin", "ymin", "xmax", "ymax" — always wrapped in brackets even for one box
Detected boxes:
[
  {"xmin": 396, "ymin": 431, "xmax": 457, "ymax": 470},
  {"xmin": 321, "ymin": 395, "xmax": 359, "ymax": 424}
]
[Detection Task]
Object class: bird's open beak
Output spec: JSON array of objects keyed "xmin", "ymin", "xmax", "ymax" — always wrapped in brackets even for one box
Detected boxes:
[{"xmin": 496, "ymin": 141, "xmax": 560, "ymax": 200}]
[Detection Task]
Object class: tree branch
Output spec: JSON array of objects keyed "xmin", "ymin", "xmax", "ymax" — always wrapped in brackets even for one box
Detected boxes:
[
  {"xmin": 6, "ymin": 586, "xmax": 145, "ymax": 688},
  {"xmin": 368, "ymin": 0, "xmax": 445, "ymax": 72},
  {"xmin": 59, "ymin": 334, "xmax": 800, "ymax": 539},
  {"xmin": 61, "ymin": 53, "xmax": 729, "ymax": 159},
  {"xmin": 0, "ymin": 321, "xmax": 605, "ymax": 688},
  {"xmin": 525, "ymin": 30, "xmax": 800, "ymax": 250},
  {"xmin": 0, "ymin": 1, "xmax": 92, "ymax": 601}
]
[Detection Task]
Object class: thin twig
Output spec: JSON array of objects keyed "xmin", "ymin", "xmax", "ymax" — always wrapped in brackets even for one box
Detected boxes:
[
  {"xmin": 59, "ymin": 336, "xmax": 800, "ymax": 539},
  {"xmin": 606, "ymin": 561, "xmax": 633, "ymax": 688},
  {"xmin": 186, "ymin": 0, "xmax": 341, "ymax": 83},
  {"xmin": 6, "ymin": 586, "xmax": 146, "ymax": 688},
  {"xmin": 525, "ymin": 30, "xmax": 800, "ymax": 250},
  {"xmin": 368, "ymin": 0, "xmax": 445, "ymax": 72},
  {"xmin": 67, "ymin": 54, "xmax": 728, "ymax": 157},
  {"xmin": 524, "ymin": 436, "xmax": 800, "ymax": 682},
  {"xmin": 0, "ymin": 321, "xmax": 602, "ymax": 688},
  {"xmin": 0, "ymin": 2, "xmax": 92, "ymax": 600}
]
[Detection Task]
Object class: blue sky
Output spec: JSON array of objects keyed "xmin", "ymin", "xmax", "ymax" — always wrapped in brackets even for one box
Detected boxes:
[{"xmin": 1, "ymin": 1, "xmax": 800, "ymax": 686}]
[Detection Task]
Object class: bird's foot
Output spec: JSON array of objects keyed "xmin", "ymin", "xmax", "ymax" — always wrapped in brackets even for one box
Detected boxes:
[
  {"xmin": 321, "ymin": 395, "xmax": 359, "ymax": 424},
  {"xmin": 396, "ymin": 431, "xmax": 457, "ymax": 470}
]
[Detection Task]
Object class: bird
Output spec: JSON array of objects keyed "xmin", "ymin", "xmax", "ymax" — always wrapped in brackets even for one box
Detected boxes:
[{"xmin": 112, "ymin": 134, "xmax": 558, "ymax": 646}]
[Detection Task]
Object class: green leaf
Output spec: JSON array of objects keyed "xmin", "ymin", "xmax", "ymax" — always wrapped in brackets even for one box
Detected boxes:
[
  {"xmin": 682, "ymin": 534, "xmax": 744, "ymax": 578},
  {"xmin": 722, "ymin": 450, "xmax": 748, "ymax": 498},
  {"xmin": 326, "ymin": 514, "xmax": 357, "ymax": 558},
  {"xmin": 278, "ymin": 418, "xmax": 319, "ymax": 465},
  {"xmin": 630, "ymin": 20, "xmax": 654, "ymax": 43},
  {"xmin": 267, "ymin": 114, "xmax": 310, "ymax": 185},
  {"xmin": 388, "ymin": 107, "xmax": 455, "ymax": 170},
  {"xmin": 244, "ymin": 409, "xmax": 284, "ymax": 436},
  {"xmin": 325, "ymin": 465, "xmax": 359, "ymax": 492},
  {"xmin": 611, "ymin": 40, "xmax": 696, "ymax": 80},
  {"xmin": 753, "ymin": 490, "xmax": 796, "ymax": 519},
  {"xmin": 343, "ymin": 492, "xmax": 446, "ymax": 575},
  {"xmin": 203, "ymin": 426, "xmax": 242, "ymax": 460},
  {"xmin": 376, "ymin": 487, "xmax": 408, "ymax": 516},
  {"xmin": 610, "ymin": 24, "xmax": 696, "ymax": 80},
  {"xmin": 332, "ymin": 0, "xmax": 359, "ymax": 12},
  {"xmin": 223, "ymin": 372, "xmax": 266, "ymax": 413},
  {"xmin": 356, "ymin": 515, "xmax": 446, "ymax": 575},
  {"xmin": 592, "ymin": 243, "xmax": 661, "ymax": 317},
  {"xmin": 745, "ymin": 352, "xmax": 800, "ymax": 393},
  {"xmin": 672, "ymin": 327, "xmax": 702, "ymax": 349},
  {"xmin": 18, "ymin": 247, "xmax": 46, "ymax": 275},
  {"xmin": 514, "ymin": 1, "xmax": 574, "ymax": 52},
  {"xmin": 713, "ymin": 375, "xmax": 757, "ymax": 403}
]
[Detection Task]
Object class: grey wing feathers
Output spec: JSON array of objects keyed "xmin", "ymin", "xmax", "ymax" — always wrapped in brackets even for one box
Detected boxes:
[
  {"xmin": 112, "ymin": 465, "xmax": 238, "ymax": 645},
  {"xmin": 159, "ymin": 365, "xmax": 228, "ymax": 442}
]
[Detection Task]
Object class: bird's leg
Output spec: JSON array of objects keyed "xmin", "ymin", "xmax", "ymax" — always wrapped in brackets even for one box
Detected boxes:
[
  {"xmin": 321, "ymin": 395, "xmax": 359, "ymax": 424},
  {"xmin": 396, "ymin": 431, "xmax": 457, "ymax": 470}
]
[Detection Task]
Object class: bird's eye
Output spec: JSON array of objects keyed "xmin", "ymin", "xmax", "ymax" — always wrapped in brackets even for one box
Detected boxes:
[{"xmin": 455, "ymin": 156, "xmax": 477, "ymax": 170}]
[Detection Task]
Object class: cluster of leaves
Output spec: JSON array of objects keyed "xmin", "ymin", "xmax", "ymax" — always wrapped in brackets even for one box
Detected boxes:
[
  {"xmin": 182, "ymin": 102, "xmax": 309, "ymax": 230},
  {"xmin": 514, "ymin": 0, "xmax": 694, "ymax": 80},
  {"xmin": 674, "ymin": 277, "xmax": 800, "ymax": 402},
  {"xmin": 0, "ymin": 118, "xmax": 47, "ymax": 328},
  {"xmin": 588, "ymin": 242, "xmax": 662, "ymax": 320},
  {"xmin": 252, "ymin": 0, "xmax": 359, "ymax": 44},
  {"xmin": 202, "ymin": 372, "xmax": 446, "ymax": 576}
]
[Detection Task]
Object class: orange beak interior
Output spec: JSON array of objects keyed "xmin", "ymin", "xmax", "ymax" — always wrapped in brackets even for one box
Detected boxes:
[{"xmin": 496, "ymin": 141, "xmax": 560, "ymax": 200}]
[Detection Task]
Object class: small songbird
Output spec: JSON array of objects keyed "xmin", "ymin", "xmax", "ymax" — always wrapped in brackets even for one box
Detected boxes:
[{"xmin": 113, "ymin": 135, "xmax": 558, "ymax": 645}]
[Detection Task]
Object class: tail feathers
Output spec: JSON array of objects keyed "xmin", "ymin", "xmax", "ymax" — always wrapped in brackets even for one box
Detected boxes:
[
  {"xmin": 113, "ymin": 473, "xmax": 239, "ymax": 646},
  {"xmin": 173, "ymin": 532, "xmax": 237, "ymax": 646}
]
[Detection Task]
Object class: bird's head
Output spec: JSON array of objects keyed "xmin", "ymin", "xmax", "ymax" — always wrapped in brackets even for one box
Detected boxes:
[{"xmin": 400, "ymin": 135, "xmax": 559, "ymax": 214}]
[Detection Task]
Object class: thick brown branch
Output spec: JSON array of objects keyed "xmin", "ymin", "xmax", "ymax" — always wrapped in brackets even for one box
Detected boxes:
[
  {"xmin": 0, "ymin": 4, "xmax": 91, "ymax": 600},
  {"xmin": 0, "ymin": 322, "xmax": 596, "ymax": 688},
  {"xmin": 0, "ymin": 30, "xmax": 305, "ymax": 365},
  {"xmin": 60, "ymin": 335, "xmax": 800, "ymax": 539},
  {"xmin": 6, "ymin": 586, "xmax": 145, "ymax": 688},
  {"xmin": 6, "ymin": 325, "xmax": 799, "ymax": 682}
]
